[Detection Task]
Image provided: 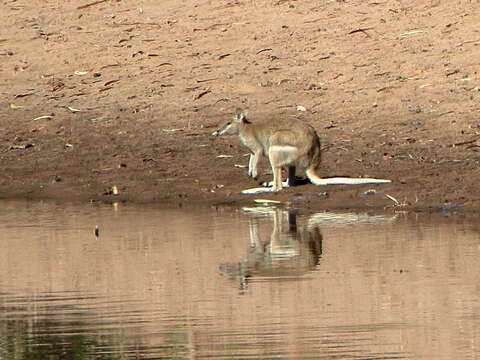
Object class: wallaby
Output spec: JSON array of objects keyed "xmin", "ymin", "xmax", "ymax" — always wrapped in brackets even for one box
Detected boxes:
[{"xmin": 212, "ymin": 109, "xmax": 391, "ymax": 194}]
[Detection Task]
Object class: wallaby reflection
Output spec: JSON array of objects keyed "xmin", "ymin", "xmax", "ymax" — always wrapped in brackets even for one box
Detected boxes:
[{"xmin": 219, "ymin": 208, "xmax": 323, "ymax": 291}]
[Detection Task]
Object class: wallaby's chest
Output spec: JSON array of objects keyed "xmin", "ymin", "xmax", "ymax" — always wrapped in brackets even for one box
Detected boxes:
[{"xmin": 239, "ymin": 132, "xmax": 268, "ymax": 154}]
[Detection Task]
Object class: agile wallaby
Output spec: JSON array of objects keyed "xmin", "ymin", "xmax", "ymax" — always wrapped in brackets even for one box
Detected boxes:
[{"xmin": 212, "ymin": 109, "xmax": 390, "ymax": 194}]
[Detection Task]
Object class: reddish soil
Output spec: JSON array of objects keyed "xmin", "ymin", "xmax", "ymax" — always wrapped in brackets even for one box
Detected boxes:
[{"xmin": 1, "ymin": 0, "xmax": 479, "ymax": 211}]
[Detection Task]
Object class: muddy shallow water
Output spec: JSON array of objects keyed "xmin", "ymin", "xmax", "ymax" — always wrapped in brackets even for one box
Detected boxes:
[{"xmin": 0, "ymin": 201, "xmax": 479, "ymax": 359}]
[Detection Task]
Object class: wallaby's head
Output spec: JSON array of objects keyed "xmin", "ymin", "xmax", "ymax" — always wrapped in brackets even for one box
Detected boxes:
[{"xmin": 212, "ymin": 109, "xmax": 250, "ymax": 136}]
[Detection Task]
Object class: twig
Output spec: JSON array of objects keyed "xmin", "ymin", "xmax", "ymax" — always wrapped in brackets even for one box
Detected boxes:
[
  {"xmin": 100, "ymin": 63, "xmax": 120, "ymax": 69},
  {"xmin": 99, "ymin": 86, "xmax": 114, "ymax": 92},
  {"xmin": 348, "ymin": 27, "xmax": 373, "ymax": 38},
  {"xmin": 256, "ymin": 48, "xmax": 272, "ymax": 55},
  {"xmin": 377, "ymin": 86, "xmax": 395, "ymax": 92},
  {"xmin": 193, "ymin": 89, "xmax": 211, "ymax": 100},
  {"xmin": 437, "ymin": 110, "xmax": 455, "ymax": 117},
  {"xmin": 112, "ymin": 22, "xmax": 162, "ymax": 27},
  {"xmin": 449, "ymin": 137, "xmax": 480, "ymax": 148},
  {"xmin": 104, "ymin": 79, "xmax": 120, "ymax": 86},
  {"xmin": 217, "ymin": 53, "xmax": 231, "ymax": 60},
  {"xmin": 456, "ymin": 39, "xmax": 480, "ymax": 47},
  {"xmin": 445, "ymin": 69, "xmax": 459, "ymax": 77},
  {"xmin": 77, "ymin": 0, "xmax": 108, "ymax": 10},
  {"xmin": 196, "ymin": 78, "xmax": 218, "ymax": 83},
  {"xmin": 15, "ymin": 92, "xmax": 36, "ymax": 98},
  {"xmin": 214, "ymin": 98, "xmax": 230, "ymax": 104}
]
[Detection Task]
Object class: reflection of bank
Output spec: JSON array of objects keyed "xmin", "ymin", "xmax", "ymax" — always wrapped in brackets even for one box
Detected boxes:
[{"xmin": 219, "ymin": 208, "xmax": 323, "ymax": 291}]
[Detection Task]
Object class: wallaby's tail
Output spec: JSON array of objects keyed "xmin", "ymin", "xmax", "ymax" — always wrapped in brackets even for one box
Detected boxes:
[{"xmin": 306, "ymin": 168, "xmax": 391, "ymax": 185}]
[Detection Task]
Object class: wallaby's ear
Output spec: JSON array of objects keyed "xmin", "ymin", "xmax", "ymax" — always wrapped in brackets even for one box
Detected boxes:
[{"xmin": 234, "ymin": 108, "xmax": 247, "ymax": 122}]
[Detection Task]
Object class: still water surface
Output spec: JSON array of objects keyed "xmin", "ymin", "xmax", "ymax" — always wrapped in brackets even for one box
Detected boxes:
[{"xmin": 0, "ymin": 201, "xmax": 479, "ymax": 359}]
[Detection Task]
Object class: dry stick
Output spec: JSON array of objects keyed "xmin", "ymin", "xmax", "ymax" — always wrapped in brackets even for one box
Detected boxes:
[
  {"xmin": 104, "ymin": 79, "xmax": 120, "ymax": 86},
  {"xmin": 377, "ymin": 86, "xmax": 395, "ymax": 92},
  {"xmin": 217, "ymin": 53, "xmax": 231, "ymax": 60},
  {"xmin": 256, "ymin": 48, "xmax": 272, "ymax": 55},
  {"xmin": 348, "ymin": 28, "xmax": 373, "ymax": 38},
  {"xmin": 99, "ymin": 86, "xmax": 114, "ymax": 92},
  {"xmin": 214, "ymin": 98, "xmax": 230, "ymax": 104},
  {"xmin": 77, "ymin": 0, "xmax": 108, "ymax": 10},
  {"xmin": 437, "ymin": 110, "xmax": 455, "ymax": 117},
  {"xmin": 111, "ymin": 22, "xmax": 162, "ymax": 27},
  {"xmin": 456, "ymin": 39, "xmax": 480, "ymax": 47},
  {"xmin": 196, "ymin": 78, "xmax": 218, "ymax": 83},
  {"xmin": 449, "ymin": 138, "xmax": 480, "ymax": 148},
  {"xmin": 193, "ymin": 89, "xmax": 211, "ymax": 100}
]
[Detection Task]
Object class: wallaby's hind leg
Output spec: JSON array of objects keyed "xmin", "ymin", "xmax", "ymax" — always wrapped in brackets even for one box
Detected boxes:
[
  {"xmin": 267, "ymin": 145, "xmax": 299, "ymax": 191},
  {"xmin": 271, "ymin": 166, "xmax": 283, "ymax": 191},
  {"xmin": 262, "ymin": 165, "xmax": 295, "ymax": 188},
  {"xmin": 240, "ymin": 144, "xmax": 299, "ymax": 195},
  {"xmin": 287, "ymin": 165, "xmax": 296, "ymax": 187}
]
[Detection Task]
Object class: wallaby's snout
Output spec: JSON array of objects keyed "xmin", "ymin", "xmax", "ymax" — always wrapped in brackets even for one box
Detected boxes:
[
  {"xmin": 212, "ymin": 125, "xmax": 227, "ymax": 136},
  {"xmin": 211, "ymin": 120, "xmax": 229, "ymax": 136},
  {"xmin": 212, "ymin": 117, "xmax": 240, "ymax": 137}
]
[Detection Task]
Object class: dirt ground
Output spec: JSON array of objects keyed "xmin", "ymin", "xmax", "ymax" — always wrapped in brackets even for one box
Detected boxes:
[{"xmin": 1, "ymin": 0, "xmax": 479, "ymax": 212}]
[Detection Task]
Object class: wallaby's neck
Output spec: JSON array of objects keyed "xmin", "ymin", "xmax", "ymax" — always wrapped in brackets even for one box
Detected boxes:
[{"xmin": 238, "ymin": 120, "xmax": 253, "ymax": 135}]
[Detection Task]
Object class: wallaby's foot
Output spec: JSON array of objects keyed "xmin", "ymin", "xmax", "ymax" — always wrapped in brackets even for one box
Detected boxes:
[
  {"xmin": 241, "ymin": 187, "xmax": 279, "ymax": 195},
  {"xmin": 261, "ymin": 180, "xmax": 290, "ymax": 188}
]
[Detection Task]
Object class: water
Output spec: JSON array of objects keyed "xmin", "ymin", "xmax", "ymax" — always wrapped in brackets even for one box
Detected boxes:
[{"xmin": 0, "ymin": 201, "xmax": 479, "ymax": 360}]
